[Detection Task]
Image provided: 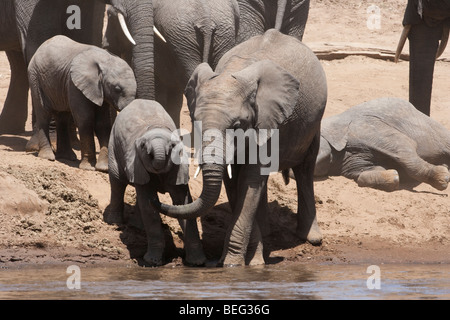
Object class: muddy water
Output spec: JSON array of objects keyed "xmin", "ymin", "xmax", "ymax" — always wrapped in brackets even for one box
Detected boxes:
[{"xmin": 0, "ymin": 263, "xmax": 449, "ymax": 300}]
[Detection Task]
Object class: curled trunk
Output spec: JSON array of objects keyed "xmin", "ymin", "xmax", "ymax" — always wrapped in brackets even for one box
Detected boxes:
[{"xmin": 151, "ymin": 163, "xmax": 224, "ymax": 219}]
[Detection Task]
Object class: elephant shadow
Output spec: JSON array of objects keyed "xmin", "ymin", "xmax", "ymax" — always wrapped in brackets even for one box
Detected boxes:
[
  {"xmin": 0, "ymin": 134, "xmax": 31, "ymax": 152},
  {"xmin": 200, "ymin": 200, "xmax": 304, "ymax": 264},
  {"xmin": 103, "ymin": 203, "xmax": 182, "ymax": 267}
]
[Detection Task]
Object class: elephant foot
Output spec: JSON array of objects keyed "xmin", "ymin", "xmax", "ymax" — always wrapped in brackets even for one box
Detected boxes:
[
  {"xmin": 79, "ymin": 158, "xmax": 96, "ymax": 171},
  {"xmin": 222, "ymin": 252, "xmax": 245, "ymax": 267},
  {"xmin": 38, "ymin": 147, "xmax": 55, "ymax": 161},
  {"xmin": 428, "ymin": 166, "xmax": 449, "ymax": 191},
  {"xmin": 25, "ymin": 134, "xmax": 40, "ymax": 152},
  {"xmin": 184, "ymin": 244, "xmax": 207, "ymax": 267},
  {"xmin": 104, "ymin": 210, "xmax": 124, "ymax": 225},
  {"xmin": 357, "ymin": 169, "xmax": 400, "ymax": 192},
  {"xmin": 55, "ymin": 149, "xmax": 77, "ymax": 161},
  {"xmin": 95, "ymin": 147, "xmax": 109, "ymax": 173},
  {"xmin": 143, "ymin": 247, "xmax": 164, "ymax": 267},
  {"xmin": 245, "ymin": 239, "xmax": 265, "ymax": 266},
  {"xmin": 297, "ymin": 220, "xmax": 323, "ymax": 246}
]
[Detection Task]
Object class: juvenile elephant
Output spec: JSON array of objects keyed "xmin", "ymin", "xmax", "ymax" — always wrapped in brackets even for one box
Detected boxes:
[
  {"xmin": 27, "ymin": 35, "xmax": 137, "ymax": 171},
  {"xmin": 395, "ymin": 0, "xmax": 450, "ymax": 115},
  {"xmin": 107, "ymin": 99, "xmax": 205, "ymax": 266},
  {"xmin": 0, "ymin": 0, "xmax": 106, "ymax": 135},
  {"xmin": 315, "ymin": 98, "xmax": 450, "ymax": 192},
  {"xmin": 152, "ymin": 30, "xmax": 328, "ymax": 266}
]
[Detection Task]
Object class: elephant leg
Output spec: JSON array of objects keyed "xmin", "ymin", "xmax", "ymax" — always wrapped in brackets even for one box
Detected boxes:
[
  {"xmin": 279, "ymin": 0, "xmax": 310, "ymax": 41},
  {"xmin": 236, "ymin": 0, "xmax": 267, "ymax": 44},
  {"xmin": 27, "ymin": 76, "xmax": 54, "ymax": 161},
  {"xmin": 136, "ymin": 184, "xmax": 165, "ymax": 266},
  {"xmin": 0, "ymin": 50, "xmax": 29, "ymax": 135},
  {"xmin": 356, "ymin": 166, "xmax": 400, "ymax": 192},
  {"xmin": 74, "ymin": 109, "xmax": 97, "ymax": 171},
  {"xmin": 159, "ymin": 88, "xmax": 183, "ymax": 129},
  {"xmin": 221, "ymin": 165, "xmax": 268, "ymax": 266},
  {"xmin": 223, "ymin": 164, "xmax": 241, "ymax": 212},
  {"xmin": 55, "ymin": 112, "xmax": 77, "ymax": 161},
  {"xmin": 245, "ymin": 184, "xmax": 269, "ymax": 266},
  {"xmin": 292, "ymin": 134, "xmax": 322, "ymax": 245},
  {"xmin": 170, "ymin": 185, "xmax": 206, "ymax": 266},
  {"xmin": 94, "ymin": 104, "xmax": 112, "ymax": 173},
  {"xmin": 408, "ymin": 22, "xmax": 442, "ymax": 116},
  {"xmin": 105, "ymin": 175, "xmax": 127, "ymax": 225}
]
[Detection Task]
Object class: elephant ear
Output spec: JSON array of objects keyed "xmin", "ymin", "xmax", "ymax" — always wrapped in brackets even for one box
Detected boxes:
[
  {"xmin": 320, "ymin": 117, "xmax": 348, "ymax": 152},
  {"xmin": 128, "ymin": 138, "xmax": 151, "ymax": 185},
  {"xmin": 185, "ymin": 63, "xmax": 218, "ymax": 116},
  {"xmin": 232, "ymin": 60, "xmax": 300, "ymax": 145},
  {"xmin": 70, "ymin": 49, "xmax": 105, "ymax": 107}
]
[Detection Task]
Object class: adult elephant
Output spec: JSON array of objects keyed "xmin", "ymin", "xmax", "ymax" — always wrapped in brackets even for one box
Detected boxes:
[
  {"xmin": 152, "ymin": 30, "xmax": 328, "ymax": 266},
  {"xmin": 0, "ymin": 0, "xmax": 106, "ymax": 134},
  {"xmin": 395, "ymin": 0, "xmax": 450, "ymax": 116},
  {"xmin": 236, "ymin": 0, "xmax": 310, "ymax": 44},
  {"xmin": 103, "ymin": 0, "xmax": 240, "ymax": 127}
]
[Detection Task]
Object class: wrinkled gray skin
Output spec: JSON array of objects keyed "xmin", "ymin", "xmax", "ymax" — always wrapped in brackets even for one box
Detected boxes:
[
  {"xmin": 26, "ymin": 36, "xmax": 137, "ymax": 172},
  {"xmin": 153, "ymin": 30, "xmax": 328, "ymax": 267},
  {"xmin": 315, "ymin": 98, "xmax": 450, "ymax": 192},
  {"xmin": 107, "ymin": 99, "xmax": 205, "ymax": 267},
  {"xmin": 401, "ymin": 0, "xmax": 450, "ymax": 115},
  {"xmin": 236, "ymin": 0, "xmax": 310, "ymax": 44},
  {"xmin": 103, "ymin": 0, "xmax": 240, "ymax": 127},
  {"xmin": 0, "ymin": 0, "xmax": 105, "ymax": 135}
]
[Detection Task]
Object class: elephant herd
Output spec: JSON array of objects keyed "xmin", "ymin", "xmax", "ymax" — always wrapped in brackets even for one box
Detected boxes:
[{"xmin": 0, "ymin": 0, "xmax": 449, "ymax": 267}]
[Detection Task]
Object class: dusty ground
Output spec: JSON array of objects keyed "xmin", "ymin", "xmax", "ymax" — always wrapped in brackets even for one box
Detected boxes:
[{"xmin": 0, "ymin": 0, "xmax": 449, "ymax": 267}]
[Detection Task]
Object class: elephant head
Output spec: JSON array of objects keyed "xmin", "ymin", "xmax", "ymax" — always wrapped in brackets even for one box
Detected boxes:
[
  {"xmin": 70, "ymin": 47, "xmax": 137, "ymax": 111},
  {"xmin": 151, "ymin": 59, "xmax": 299, "ymax": 219},
  {"xmin": 395, "ymin": 0, "xmax": 450, "ymax": 115},
  {"xmin": 132, "ymin": 128, "xmax": 189, "ymax": 187},
  {"xmin": 104, "ymin": 0, "xmax": 156, "ymax": 100}
]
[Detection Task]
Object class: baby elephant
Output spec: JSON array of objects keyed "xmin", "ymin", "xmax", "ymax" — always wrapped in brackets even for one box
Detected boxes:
[
  {"xmin": 27, "ymin": 35, "xmax": 137, "ymax": 171},
  {"xmin": 107, "ymin": 99, "xmax": 206, "ymax": 266},
  {"xmin": 315, "ymin": 97, "xmax": 450, "ymax": 191}
]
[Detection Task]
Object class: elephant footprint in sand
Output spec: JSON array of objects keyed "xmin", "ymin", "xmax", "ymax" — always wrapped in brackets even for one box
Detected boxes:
[
  {"xmin": 315, "ymin": 97, "xmax": 450, "ymax": 192},
  {"xmin": 107, "ymin": 99, "xmax": 206, "ymax": 267},
  {"xmin": 26, "ymin": 35, "xmax": 137, "ymax": 172}
]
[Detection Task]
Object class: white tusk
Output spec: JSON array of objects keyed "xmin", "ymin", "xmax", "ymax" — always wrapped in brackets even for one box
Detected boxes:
[
  {"xmin": 118, "ymin": 13, "xmax": 136, "ymax": 46},
  {"xmin": 194, "ymin": 166, "xmax": 201, "ymax": 179},
  {"xmin": 227, "ymin": 164, "xmax": 232, "ymax": 179},
  {"xmin": 395, "ymin": 24, "xmax": 411, "ymax": 63},
  {"xmin": 153, "ymin": 26, "xmax": 167, "ymax": 43}
]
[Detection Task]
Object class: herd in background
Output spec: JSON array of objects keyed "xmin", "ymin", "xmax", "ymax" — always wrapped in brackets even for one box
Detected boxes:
[{"xmin": 0, "ymin": 0, "xmax": 449, "ymax": 267}]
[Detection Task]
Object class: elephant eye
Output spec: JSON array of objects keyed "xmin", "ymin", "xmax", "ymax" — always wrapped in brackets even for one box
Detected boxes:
[{"xmin": 114, "ymin": 85, "xmax": 123, "ymax": 94}]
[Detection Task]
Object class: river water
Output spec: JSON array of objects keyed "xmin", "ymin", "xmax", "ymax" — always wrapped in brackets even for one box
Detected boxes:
[{"xmin": 0, "ymin": 263, "xmax": 449, "ymax": 300}]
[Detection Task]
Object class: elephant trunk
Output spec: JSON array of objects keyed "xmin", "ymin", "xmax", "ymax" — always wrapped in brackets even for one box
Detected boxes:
[
  {"xmin": 150, "ymin": 138, "xmax": 167, "ymax": 171},
  {"xmin": 275, "ymin": 0, "xmax": 288, "ymax": 30},
  {"xmin": 124, "ymin": 0, "xmax": 156, "ymax": 100},
  {"xmin": 151, "ymin": 163, "xmax": 224, "ymax": 219}
]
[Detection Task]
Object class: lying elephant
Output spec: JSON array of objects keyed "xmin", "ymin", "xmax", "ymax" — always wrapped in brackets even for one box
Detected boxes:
[
  {"xmin": 314, "ymin": 98, "xmax": 450, "ymax": 191},
  {"xmin": 107, "ymin": 99, "xmax": 205, "ymax": 266}
]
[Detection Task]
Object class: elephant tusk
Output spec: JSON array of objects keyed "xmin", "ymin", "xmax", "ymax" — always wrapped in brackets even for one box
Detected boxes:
[
  {"xmin": 194, "ymin": 166, "xmax": 201, "ymax": 179},
  {"xmin": 227, "ymin": 164, "xmax": 232, "ymax": 179},
  {"xmin": 118, "ymin": 13, "xmax": 136, "ymax": 46},
  {"xmin": 395, "ymin": 24, "xmax": 412, "ymax": 63},
  {"xmin": 153, "ymin": 26, "xmax": 167, "ymax": 43},
  {"xmin": 436, "ymin": 25, "xmax": 449, "ymax": 59}
]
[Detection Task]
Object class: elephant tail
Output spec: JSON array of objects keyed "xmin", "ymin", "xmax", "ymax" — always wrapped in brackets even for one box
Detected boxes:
[{"xmin": 202, "ymin": 27, "xmax": 215, "ymax": 66}]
